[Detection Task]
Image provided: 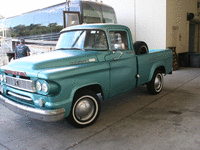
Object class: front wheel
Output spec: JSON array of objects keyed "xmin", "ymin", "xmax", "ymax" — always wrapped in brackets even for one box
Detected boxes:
[
  {"xmin": 147, "ymin": 70, "xmax": 163, "ymax": 95},
  {"xmin": 66, "ymin": 90, "xmax": 101, "ymax": 128}
]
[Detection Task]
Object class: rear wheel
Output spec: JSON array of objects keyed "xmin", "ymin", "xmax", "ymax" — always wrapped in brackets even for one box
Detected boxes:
[
  {"xmin": 147, "ymin": 70, "xmax": 163, "ymax": 95},
  {"xmin": 66, "ymin": 90, "xmax": 101, "ymax": 128}
]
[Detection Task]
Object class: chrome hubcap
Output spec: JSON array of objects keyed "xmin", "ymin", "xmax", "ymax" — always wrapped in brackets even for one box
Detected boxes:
[
  {"xmin": 74, "ymin": 98, "xmax": 95, "ymax": 122},
  {"xmin": 154, "ymin": 73, "xmax": 163, "ymax": 92}
]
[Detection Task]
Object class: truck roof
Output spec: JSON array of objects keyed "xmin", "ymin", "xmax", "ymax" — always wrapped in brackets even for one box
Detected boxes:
[{"xmin": 61, "ymin": 23, "xmax": 129, "ymax": 32}]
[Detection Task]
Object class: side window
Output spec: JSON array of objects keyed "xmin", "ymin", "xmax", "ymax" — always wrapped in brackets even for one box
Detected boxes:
[{"xmin": 109, "ymin": 31, "xmax": 128, "ymax": 50}]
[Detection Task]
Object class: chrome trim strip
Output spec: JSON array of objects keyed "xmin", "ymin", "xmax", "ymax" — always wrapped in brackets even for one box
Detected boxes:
[
  {"xmin": 0, "ymin": 95, "xmax": 65, "ymax": 122},
  {"xmin": 8, "ymin": 91, "xmax": 33, "ymax": 101},
  {"xmin": 7, "ymin": 84, "xmax": 36, "ymax": 93}
]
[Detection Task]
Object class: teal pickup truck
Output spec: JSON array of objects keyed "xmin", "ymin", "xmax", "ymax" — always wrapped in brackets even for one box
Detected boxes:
[{"xmin": 0, "ymin": 24, "xmax": 173, "ymax": 128}]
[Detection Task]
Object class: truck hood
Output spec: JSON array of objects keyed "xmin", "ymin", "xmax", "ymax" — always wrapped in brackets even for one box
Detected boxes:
[{"xmin": 1, "ymin": 50, "xmax": 103, "ymax": 78}]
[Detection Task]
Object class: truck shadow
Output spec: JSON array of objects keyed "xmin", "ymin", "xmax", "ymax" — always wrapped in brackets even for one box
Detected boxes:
[
  {"xmin": 15, "ymin": 85, "xmax": 168, "ymax": 131},
  {"xmin": 7, "ymin": 84, "xmax": 195, "ymax": 149},
  {"xmin": 14, "ymin": 86, "xmax": 149, "ymax": 131},
  {"xmin": 16, "ymin": 76, "xmax": 196, "ymax": 131}
]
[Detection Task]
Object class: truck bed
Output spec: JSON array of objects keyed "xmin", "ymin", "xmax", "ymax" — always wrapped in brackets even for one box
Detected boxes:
[{"xmin": 137, "ymin": 49, "xmax": 173, "ymax": 86}]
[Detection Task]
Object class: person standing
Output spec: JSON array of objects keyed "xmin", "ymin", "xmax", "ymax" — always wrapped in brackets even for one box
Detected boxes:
[{"xmin": 15, "ymin": 39, "xmax": 30, "ymax": 59}]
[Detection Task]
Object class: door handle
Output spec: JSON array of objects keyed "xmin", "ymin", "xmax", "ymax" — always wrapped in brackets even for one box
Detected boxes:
[{"xmin": 113, "ymin": 51, "xmax": 123, "ymax": 60}]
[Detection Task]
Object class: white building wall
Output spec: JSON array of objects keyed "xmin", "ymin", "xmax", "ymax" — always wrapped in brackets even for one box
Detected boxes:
[
  {"xmin": 104, "ymin": 0, "xmax": 166, "ymax": 49},
  {"xmin": 105, "ymin": 0, "xmax": 199, "ymax": 53},
  {"xmin": 104, "ymin": 0, "xmax": 136, "ymax": 41},
  {"xmin": 135, "ymin": 0, "xmax": 166, "ymax": 49}
]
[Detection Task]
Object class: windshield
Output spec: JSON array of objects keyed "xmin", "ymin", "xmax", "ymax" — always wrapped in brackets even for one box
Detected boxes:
[
  {"xmin": 56, "ymin": 30, "xmax": 108, "ymax": 51},
  {"xmin": 81, "ymin": 2, "xmax": 117, "ymax": 24}
]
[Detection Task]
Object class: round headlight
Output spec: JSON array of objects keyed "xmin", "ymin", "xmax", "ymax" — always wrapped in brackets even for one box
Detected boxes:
[
  {"xmin": 0, "ymin": 74, "xmax": 3, "ymax": 82},
  {"xmin": 42, "ymin": 82, "xmax": 48, "ymax": 93},
  {"xmin": 36, "ymin": 81, "xmax": 42, "ymax": 91}
]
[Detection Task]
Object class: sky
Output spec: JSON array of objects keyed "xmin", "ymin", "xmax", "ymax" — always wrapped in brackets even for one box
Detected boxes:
[{"xmin": 0, "ymin": 0, "xmax": 66, "ymax": 18}]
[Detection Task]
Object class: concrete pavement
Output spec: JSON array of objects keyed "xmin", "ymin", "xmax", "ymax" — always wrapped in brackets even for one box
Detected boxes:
[{"xmin": 0, "ymin": 68, "xmax": 200, "ymax": 150}]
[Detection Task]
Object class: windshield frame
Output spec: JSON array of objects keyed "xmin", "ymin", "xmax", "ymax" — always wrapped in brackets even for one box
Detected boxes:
[{"xmin": 56, "ymin": 29, "xmax": 110, "ymax": 51}]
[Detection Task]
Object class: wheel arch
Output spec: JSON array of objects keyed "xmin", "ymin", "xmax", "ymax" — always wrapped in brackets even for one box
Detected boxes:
[
  {"xmin": 67, "ymin": 84, "xmax": 102, "ymax": 127},
  {"xmin": 148, "ymin": 62, "xmax": 166, "ymax": 83},
  {"xmin": 64, "ymin": 83, "xmax": 104, "ymax": 117},
  {"xmin": 72, "ymin": 83, "xmax": 104, "ymax": 101}
]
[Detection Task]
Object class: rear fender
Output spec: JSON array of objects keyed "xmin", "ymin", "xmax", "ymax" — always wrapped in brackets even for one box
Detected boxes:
[{"xmin": 148, "ymin": 61, "xmax": 165, "ymax": 82}]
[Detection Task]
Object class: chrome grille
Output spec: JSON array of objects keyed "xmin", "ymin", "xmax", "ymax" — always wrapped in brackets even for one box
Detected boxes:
[{"xmin": 6, "ymin": 75, "xmax": 36, "ymax": 92}]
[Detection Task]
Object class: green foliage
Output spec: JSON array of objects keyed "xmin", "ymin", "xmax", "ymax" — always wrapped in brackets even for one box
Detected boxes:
[{"xmin": 10, "ymin": 23, "xmax": 63, "ymax": 37}]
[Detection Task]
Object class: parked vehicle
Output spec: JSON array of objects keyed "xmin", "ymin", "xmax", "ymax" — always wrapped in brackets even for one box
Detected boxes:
[{"xmin": 0, "ymin": 24, "xmax": 173, "ymax": 128}]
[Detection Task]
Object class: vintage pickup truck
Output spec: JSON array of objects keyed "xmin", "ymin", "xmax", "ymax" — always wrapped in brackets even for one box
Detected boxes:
[{"xmin": 0, "ymin": 24, "xmax": 173, "ymax": 128}]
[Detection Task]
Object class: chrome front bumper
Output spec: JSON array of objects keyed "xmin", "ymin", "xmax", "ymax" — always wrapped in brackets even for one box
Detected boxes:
[{"xmin": 0, "ymin": 94, "xmax": 65, "ymax": 122}]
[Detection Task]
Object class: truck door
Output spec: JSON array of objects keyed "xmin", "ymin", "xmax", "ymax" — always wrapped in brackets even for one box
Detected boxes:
[{"xmin": 105, "ymin": 30, "xmax": 137, "ymax": 97}]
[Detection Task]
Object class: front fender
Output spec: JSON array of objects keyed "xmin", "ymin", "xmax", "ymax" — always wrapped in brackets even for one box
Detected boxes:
[
  {"xmin": 70, "ymin": 82, "xmax": 102, "ymax": 100},
  {"xmin": 61, "ymin": 83, "xmax": 102, "ymax": 116}
]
